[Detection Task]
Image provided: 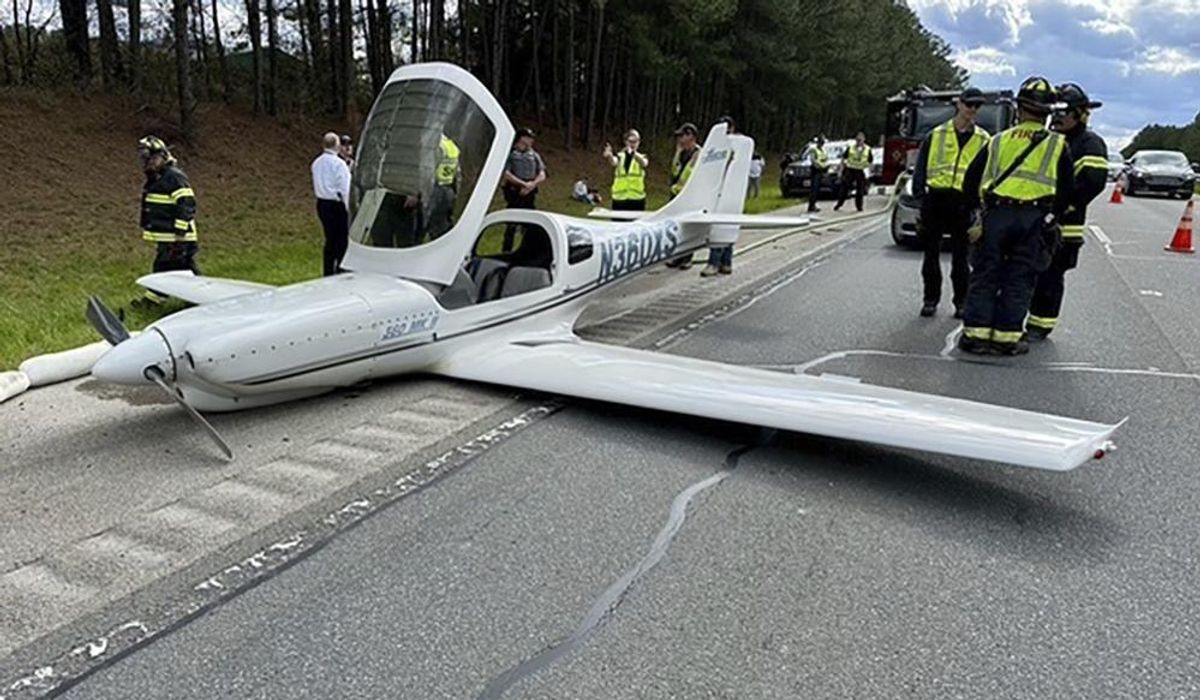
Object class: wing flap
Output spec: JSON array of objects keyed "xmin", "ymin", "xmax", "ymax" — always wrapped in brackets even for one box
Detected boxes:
[
  {"xmin": 137, "ymin": 271, "xmax": 275, "ymax": 305},
  {"xmin": 436, "ymin": 339, "xmax": 1120, "ymax": 472}
]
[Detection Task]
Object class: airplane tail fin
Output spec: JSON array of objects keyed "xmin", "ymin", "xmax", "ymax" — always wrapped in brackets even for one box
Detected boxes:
[{"xmin": 653, "ymin": 123, "xmax": 733, "ymax": 220}]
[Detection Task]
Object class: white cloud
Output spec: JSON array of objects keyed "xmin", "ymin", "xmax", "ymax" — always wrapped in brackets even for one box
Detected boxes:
[
  {"xmin": 1138, "ymin": 46, "xmax": 1200, "ymax": 76},
  {"xmin": 952, "ymin": 46, "xmax": 1018, "ymax": 76},
  {"xmin": 908, "ymin": 0, "xmax": 1034, "ymax": 44},
  {"xmin": 1081, "ymin": 18, "xmax": 1134, "ymax": 35}
]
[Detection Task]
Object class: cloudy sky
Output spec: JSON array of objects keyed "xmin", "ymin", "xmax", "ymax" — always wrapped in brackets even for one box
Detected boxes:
[{"xmin": 907, "ymin": 0, "xmax": 1200, "ymax": 151}]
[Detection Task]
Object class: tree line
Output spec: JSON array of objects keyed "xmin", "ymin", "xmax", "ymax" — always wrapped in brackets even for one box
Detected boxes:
[
  {"xmin": 1123, "ymin": 112, "xmax": 1200, "ymax": 163},
  {"xmin": 0, "ymin": 0, "xmax": 966, "ymax": 151}
]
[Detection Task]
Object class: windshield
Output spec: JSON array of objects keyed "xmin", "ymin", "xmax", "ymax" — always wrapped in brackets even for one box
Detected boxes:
[
  {"xmin": 1136, "ymin": 152, "xmax": 1188, "ymax": 167},
  {"xmin": 909, "ymin": 103, "xmax": 1011, "ymax": 140},
  {"xmin": 351, "ymin": 79, "xmax": 496, "ymax": 249}
]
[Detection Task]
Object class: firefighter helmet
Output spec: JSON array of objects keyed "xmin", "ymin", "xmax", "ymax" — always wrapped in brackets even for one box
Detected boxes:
[
  {"xmin": 137, "ymin": 135, "xmax": 173, "ymax": 163},
  {"xmin": 1016, "ymin": 76, "xmax": 1056, "ymax": 113},
  {"xmin": 1056, "ymin": 83, "xmax": 1102, "ymax": 112}
]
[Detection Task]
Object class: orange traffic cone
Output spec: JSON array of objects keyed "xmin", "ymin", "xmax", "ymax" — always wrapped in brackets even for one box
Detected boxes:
[
  {"xmin": 1109, "ymin": 176, "xmax": 1124, "ymax": 204},
  {"xmin": 1165, "ymin": 200, "xmax": 1195, "ymax": 254}
]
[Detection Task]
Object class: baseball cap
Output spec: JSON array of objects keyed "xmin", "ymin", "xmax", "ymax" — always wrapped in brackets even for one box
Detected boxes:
[
  {"xmin": 959, "ymin": 87, "xmax": 986, "ymax": 106},
  {"xmin": 340, "ymin": 134, "xmax": 353, "ymax": 144},
  {"xmin": 674, "ymin": 122, "xmax": 698, "ymax": 136},
  {"xmin": 515, "ymin": 127, "xmax": 536, "ymax": 139}
]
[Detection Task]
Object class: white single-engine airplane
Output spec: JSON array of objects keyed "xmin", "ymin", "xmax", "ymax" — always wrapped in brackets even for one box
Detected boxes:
[{"xmin": 88, "ymin": 62, "xmax": 1121, "ymax": 470}]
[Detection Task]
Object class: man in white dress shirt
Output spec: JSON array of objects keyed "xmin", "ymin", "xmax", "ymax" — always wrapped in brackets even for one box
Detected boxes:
[{"xmin": 312, "ymin": 132, "xmax": 352, "ymax": 276}]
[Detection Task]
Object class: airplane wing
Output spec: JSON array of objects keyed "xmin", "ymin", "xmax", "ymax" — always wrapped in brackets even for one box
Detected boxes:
[
  {"xmin": 137, "ymin": 271, "xmax": 274, "ymax": 305},
  {"xmin": 434, "ymin": 337, "xmax": 1121, "ymax": 472}
]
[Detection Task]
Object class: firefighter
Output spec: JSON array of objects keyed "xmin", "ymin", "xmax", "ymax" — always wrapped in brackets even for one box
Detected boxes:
[
  {"xmin": 911, "ymin": 87, "xmax": 990, "ymax": 318},
  {"xmin": 834, "ymin": 131, "xmax": 872, "ymax": 213},
  {"xmin": 804, "ymin": 135, "xmax": 828, "ymax": 213},
  {"xmin": 957, "ymin": 77, "xmax": 1074, "ymax": 356},
  {"xmin": 135, "ymin": 136, "xmax": 199, "ymax": 307},
  {"xmin": 1025, "ymin": 83, "xmax": 1107, "ymax": 341}
]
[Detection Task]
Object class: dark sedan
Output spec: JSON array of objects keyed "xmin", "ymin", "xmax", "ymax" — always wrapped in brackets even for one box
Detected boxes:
[{"xmin": 1123, "ymin": 150, "xmax": 1196, "ymax": 199}]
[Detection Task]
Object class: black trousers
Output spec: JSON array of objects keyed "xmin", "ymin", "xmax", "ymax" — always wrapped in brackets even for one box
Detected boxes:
[
  {"xmin": 919, "ymin": 192, "xmax": 971, "ymax": 306},
  {"xmin": 1028, "ymin": 239, "xmax": 1083, "ymax": 334},
  {"xmin": 316, "ymin": 198, "xmax": 349, "ymax": 276},
  {"xmin": 152, "ymin": 241, "xmax": 200, "ymax": 274},
  {"xmin": 807, "ymin": 167, "xmax": 824, "ymax": 211},
  {"xmin": 612, "ymin": 198, "xmax": 646, "ymax": 211},
  {"xmin": 962, "ymin": 206, "xmax": 1045, "ymax": 344},
  {"xmin": 835, "ymin": 168, "xmax": 867, "ymax": 211},
  {"xmin": 502, "ymin": 186, "xmax": 537, "ymax": 251}
]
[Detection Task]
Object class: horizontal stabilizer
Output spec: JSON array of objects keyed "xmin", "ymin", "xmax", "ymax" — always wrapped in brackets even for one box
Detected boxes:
[
  {"xmin": 677, "ymin": 212, "xmax": 815, "ymax": 229},
  {"xmin": 137, "ymin": 271, "xmax": 274, "ymax": 305},
  {"xmin": 586, "ymin": 208, "xmax": 648, "ymax": 221},
  {"xmin": 435, "ymin": 337, "xmax": 1121, "ymax": 472}
]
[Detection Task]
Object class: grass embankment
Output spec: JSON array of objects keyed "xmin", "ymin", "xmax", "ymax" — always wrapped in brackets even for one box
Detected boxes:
[{"xmin": 0, "ymin": 90, "xmax": 795, "ymax": 368}]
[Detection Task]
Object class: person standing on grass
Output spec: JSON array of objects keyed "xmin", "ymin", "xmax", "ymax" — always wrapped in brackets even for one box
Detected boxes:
[
  {"xmin": 501, "ymin": 127, "xmax": 547, "ymax": 251},
  {"xmin": 604, "ymin": 129, "xmax": 648, "ymax": 211},
  {"xmin": 748, "ymin": 152, "xmax": 765, "ymax": 199},
  {"xmin": 338, "ymin": 134, "xmax": 355, "ymax": 168},
  {"xmin": 133, "ymin": 135, "xmax": 199, "ymax": 308},
  {"xmin": 312, "ymin": 132, "xmax": 352, "ymax": 276}
]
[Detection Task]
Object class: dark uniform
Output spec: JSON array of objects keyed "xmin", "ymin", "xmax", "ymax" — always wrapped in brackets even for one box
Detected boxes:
[
  {"xmin": 140, "ymin": 141, "xmax": 199, "ymax": 302},
  {"xmin": 1026, "ymin": 84, "xmax": 1108, "ymax": 339},
  {"xmin": 912, "ymin": 117, "xmax": 990, "ymax": 316},
  {"xmin": 805, "ymin": 139, "xmax": 828, "ymax": 213},
  {"xmin": 958, "ymin": 77, "xmax": 1074, "ymax": 355}
]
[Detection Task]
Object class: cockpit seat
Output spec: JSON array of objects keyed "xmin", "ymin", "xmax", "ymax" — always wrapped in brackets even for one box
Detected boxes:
[
  {"xmin": 469, "ymin": 258, "xmax": 509, "ymax": 302},
  {"xmin": 437, "ymin": 267, "xmax": 477, "ymax": 309},
  {"xmin": 499, "ymin": 267, "xmax": 551, "ymax": 298}
]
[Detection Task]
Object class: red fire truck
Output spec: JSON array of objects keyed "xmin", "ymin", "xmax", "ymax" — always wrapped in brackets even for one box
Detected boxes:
[{"xmin": 881, "ymin": 87, "xmax": 1014, "ymax": 186}]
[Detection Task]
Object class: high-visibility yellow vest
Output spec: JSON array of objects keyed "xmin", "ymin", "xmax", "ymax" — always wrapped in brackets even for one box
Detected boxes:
[
  {"xmin": 925, "ymin": 119, "xmax": 989, "ymax": 191},
  {"xmin": 980, "ymin": 121, "xmax": 1066, "ymax": 201},
  {"xmin": 612, "ymin": 154, "xmax": 646, "ymax": 201},
  {"xmin": 808, "ymin": 145, "xmax": 828, "ymax": 169},
  {"xmin": 437, "ymin": 136, "xmax": 460, "ymax": 186},
  {"xmin": 844, "ymin": 143, "xmax": 871, "ymax": 170},
  {"xmin": 670, "ymin": 148, "xmax": 697, "ymax": 196}
]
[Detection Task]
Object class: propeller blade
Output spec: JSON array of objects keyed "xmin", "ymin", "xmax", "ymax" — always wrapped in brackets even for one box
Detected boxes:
[
  {"xmin": 86, "ymin": 296, "xmax": 131, "ymax": 346},
  {"xmin": 144, "ymin": 366, "xmax": 234, "ymax": 461}
]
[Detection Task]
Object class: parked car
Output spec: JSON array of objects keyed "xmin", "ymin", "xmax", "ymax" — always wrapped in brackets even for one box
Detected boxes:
[
  {"xmin": 890, "ymin": 173, "xmax": 920, "ymax": 246},
  {"xmin": 780, "ymin": 140, "xmax": 853, "ymax": 198},
  {"xmin": 1106, "ymin": 153, "xmax": 1124, "ymax": 182},
  {"xmin": 1122, "ymin": 150, "xmax": 1196, "ymax": 199}
]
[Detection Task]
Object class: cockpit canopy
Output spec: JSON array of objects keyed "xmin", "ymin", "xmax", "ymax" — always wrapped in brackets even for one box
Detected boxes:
[{"xmin": 350, "ymin": 78, "xmax": 497, "ymax": 249}]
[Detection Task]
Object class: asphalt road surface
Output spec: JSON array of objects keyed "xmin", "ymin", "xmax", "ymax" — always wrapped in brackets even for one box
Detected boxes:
[{"xmin": 47, "ymin": 192, "xmax": 1200, "ymax": 698}]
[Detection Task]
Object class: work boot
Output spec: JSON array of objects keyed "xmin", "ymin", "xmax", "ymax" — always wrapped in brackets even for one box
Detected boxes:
[
  {"xmin": 957, "ymin": 335, "xmax": 992, "ymax": 355},
  {"xmin": 834, "ymin": 204, "xmax": 843, "ymax": 212},
  {"xmin": 993, "ymin": 340, "xmax": 1030, "ymax": 356},
  {"xmin": 920, "ymin": 302, "xmax": 936, "ymax": 317},
  {"xmin": 1024, "ymin": 326, "xmax": 1051, "ymax": 342},
  {"xmin": 700, "ymin": 264, "xmax": 720, "ymax": 277},
  {"xmin": 718, "ymin": 263, "xmax": 732, "ymax": 275},
  {"xmin": 808, "ymin": 206, "xmax": 821, "ymax": 213}
]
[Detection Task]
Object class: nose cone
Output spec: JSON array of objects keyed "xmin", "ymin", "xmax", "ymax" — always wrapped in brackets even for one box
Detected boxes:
[{"xmin": 92, "ymin": 330, "xmax": 173, "ymax": 384}]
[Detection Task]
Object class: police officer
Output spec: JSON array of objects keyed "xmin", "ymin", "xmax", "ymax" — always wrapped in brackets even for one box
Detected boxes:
[
  {"xmin": 834, "ymin": 131, "xmax": 873, "ymax": 213},
  {"xmin": 136, "ymin": 136, "xmax": 199, "ymax": 307},
  {"xmin": 665, "ymin": 122, "xmax": 701, "ymax": 269},
  {"xmin": 912, "ymin": 87, "xmax": 990, "ymax": 318},
  {"xmin": 426, "ymin": 133, "xmax": 461, "ymax": 240},
  {"xmin": 958, "ymin": 77, "xmax": 1074, "ymax": 356},
  {"xmin": 1025, "ymin": 83, "xmax": 1107, "ymax": 341},
  {"xmin": 804, "ymin": 135, "xmax": 828, "ymax": 213}
]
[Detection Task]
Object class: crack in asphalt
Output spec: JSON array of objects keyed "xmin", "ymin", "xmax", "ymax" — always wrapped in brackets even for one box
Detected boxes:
[{"xmin": 476, "ymin": 434, "xmax": 775, "ymax": 700}]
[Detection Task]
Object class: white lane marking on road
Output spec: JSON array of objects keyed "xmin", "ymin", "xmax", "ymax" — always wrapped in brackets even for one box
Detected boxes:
[
  {"xmin": 783, "ymin": 349, "xmax": 1200, "ymax": 383},
  {"xmin": 1089, "ymin": 224, "xmax": 1114, "ymax": 257},
  {"xmin": 1139, "ymin": 290, "xmax": 1165, "ymax": 297},
  {"xmin": 941, "ymin": 326, "xmax": 962, "ymax": 357}
]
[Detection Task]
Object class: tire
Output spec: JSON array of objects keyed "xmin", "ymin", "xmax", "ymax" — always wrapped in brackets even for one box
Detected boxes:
[{"xmin": 891, "ymin": 208, "xmax": 909, "ymax": 247}]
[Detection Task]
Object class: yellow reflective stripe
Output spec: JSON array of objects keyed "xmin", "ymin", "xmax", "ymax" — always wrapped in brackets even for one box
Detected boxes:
[
  {"xmin": 993, "ymin": 330, "xmax": 1024, "ymax": 343},
  {"xmin": 143, "ymin": 230, "xmax": 198, "ymax": 242},
  {"xmin": 1027, "ymin": 315, "xmax": 1057, "ymax": 329},
  {"xmin": 144, "ymin": 193, "xmax": 173, "ymax": 204},
  {"xmin": 1074, "ymin": 155, "xmax": 1109, "ymax": 174},
  {"xmin": 963, "ymin": 326, "xmax": 992, "ymax": 340},
  {"xmin": 1062, "ymin": 224, "xmax": 1085, "ymax": 238},
  {"xmin": 170, "ymin": 187, "xmax": 195, "ymax": 201},
  {"xmin": 174, "ymin": 219, "xmax": 192, "ymax": 230}
]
